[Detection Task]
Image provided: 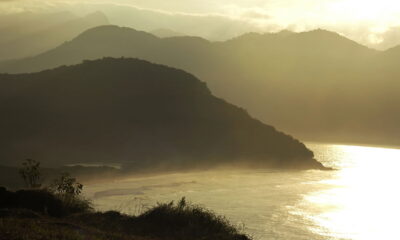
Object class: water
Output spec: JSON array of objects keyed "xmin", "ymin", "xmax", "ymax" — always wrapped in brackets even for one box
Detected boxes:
[{"xmin": 84, "ymin": 143, "xmax": 400, "ymax": 240}]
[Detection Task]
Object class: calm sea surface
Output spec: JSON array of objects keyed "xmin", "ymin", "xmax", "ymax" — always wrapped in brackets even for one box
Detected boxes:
[{"xmin": 84, "ymin": 143, "xmax": 400, "ymax": 240}]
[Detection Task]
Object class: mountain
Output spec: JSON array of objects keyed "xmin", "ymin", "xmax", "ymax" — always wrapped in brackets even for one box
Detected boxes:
[
  {"xmin": 1, "ymin": 25, "xmax": 399, "ymax": 146},
  {"xmin": 150, "ymin": 28, "xmax": 185, "ymax": 38},
  {"xmin": 0, "ymin": 58, "xmax": 323, "ymax": 170},
  {"xmin": 80, "ymin": 3, "xmax": 263, "ymax": 41},
  {"xmin": 0, "ymin": 11, "xmax": 109, "ymax": 60}
]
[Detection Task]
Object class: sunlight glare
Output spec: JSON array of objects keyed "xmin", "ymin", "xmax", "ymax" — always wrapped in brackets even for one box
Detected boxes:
[
  {"xmin": 305, "ymin": 145, "xmax": 400, "ymax": 240},
  {"xmin": 328, "ymin": 0, "xmax": 400, "ymax": 22}
]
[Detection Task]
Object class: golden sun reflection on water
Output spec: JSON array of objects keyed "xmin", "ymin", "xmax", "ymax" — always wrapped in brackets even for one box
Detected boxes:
[
  {"xmin": 85, "ymin": 143, "xmax": 400, "ymax": 240},
  {"xmin": 305, "ymin": 144, "xmax": 400, "ymax": 240}
]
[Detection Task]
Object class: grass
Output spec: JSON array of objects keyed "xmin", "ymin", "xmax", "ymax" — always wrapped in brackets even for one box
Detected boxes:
[
  {"xmin": 0, "ymin": 215, "xmax": 156, "ymax": 240},
  {"xmin": 0, "ymin": 187, "xmax": 93, "ymax": 217},
  {"xmin": 0, "ymin": 187, "xmax": 251, "ymax": 240},
  {"xmin": 72, "ymin": 197, "xmax": 250, "ymax": 240}
]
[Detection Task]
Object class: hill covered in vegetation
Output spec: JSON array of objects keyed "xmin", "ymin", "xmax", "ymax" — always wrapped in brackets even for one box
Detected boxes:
[
  {"xmin": 0, "ymin": 58, "xmax": 323, "ymax": 170},
  {"xmin": 1, "ymin": 25, "xmax": 399, "ymax": 146}
]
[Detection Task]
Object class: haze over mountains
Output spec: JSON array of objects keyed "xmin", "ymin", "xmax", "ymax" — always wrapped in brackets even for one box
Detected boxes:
[
  {"xmin": 9, "ymin": 2, "xmax": 400, "ymax": 49},
  {"xmin": 0, "ymin": 11, "xmax": 109, "ymax": 60},
  {"xmin": 61, "ymin": 4, "xmax": 265, "ymax": 42},
  {"xmin": 1, "ymin": 25, "xmax": 399, "ymax": 146},
  {"xmin": 0, "ymin": 58, "xmax": 323, "ymax": 170},
  {"xmin": 150, "ymin": 28, "xmax": 185, "ymax": 39}
]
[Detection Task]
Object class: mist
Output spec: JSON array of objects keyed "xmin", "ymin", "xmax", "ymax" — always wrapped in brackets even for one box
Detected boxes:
[
  {"xmin": 1, "ymin": 1, "xmax": 400, "ymax": 240},
  {"xmin": 2, "ymin": 0, "xmax": 400, "ymax": 49},
  {"xmin": 1, "ymin": 25, "xmax": 399, "ymax": 147}
]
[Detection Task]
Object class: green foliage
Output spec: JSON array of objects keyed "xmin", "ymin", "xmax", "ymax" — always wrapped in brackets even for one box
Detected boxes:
[
  {"xmin": 15, "ymin": 160, "xmax": 92, "ymax": 216},
  {"xmin": 72, "ymin": 197, "xmax": 250, "ymax": 240},
  {"xmin": 49, "ymin": 172, "xmax": 92, "ymax": 215},
  {"xmin": 62, "ymin": 196, "xmax": 93, "ymax": 215},
  {"xmin": 18, "ymin": 159, "xmax": 42, "ymax": 189},
  {"xmin": 135, "ymin": 197, "xmax": 249, "ymax": 240},
  {"xmin": 1, "ymin": 190, "xmax": 251, "ymax": 240},
  {"xmin": 0, "ymin": 187, "xmax": 92, "ymax": 217},
  {"xmin": 50, "ymin": 172, "xmax": 83, "ymax": 197}
]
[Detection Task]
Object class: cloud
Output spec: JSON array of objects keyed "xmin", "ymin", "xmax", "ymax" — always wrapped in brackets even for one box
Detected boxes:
[
  {"xmin": 369, "ymin": 26, "xmax": 400, "ymax": 50},
  {"xmin": 1, "ymin": 0, "xmax": 400, "ymax": 48},
  {"xmin": 240, "ymin": 9, "xmax": 271, "ymax": 20}
]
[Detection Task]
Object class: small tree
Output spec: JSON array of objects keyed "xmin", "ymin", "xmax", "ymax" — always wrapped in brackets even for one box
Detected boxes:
[
  {"xmin": 50, "ymin": 172, "xmax": 83, "ymax": 198},
  {"xmin": 50, "ymin": 172, "xmax": 91, "ymax": 213},
  {"xmin": 19, "ymin": 159, "xmax": 43, "ymax": 189}
]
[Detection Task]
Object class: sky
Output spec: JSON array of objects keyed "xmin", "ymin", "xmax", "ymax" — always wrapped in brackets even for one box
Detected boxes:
[{"xmin": 1, "ymin": 0, "xmax": 400, "ymax": 49}]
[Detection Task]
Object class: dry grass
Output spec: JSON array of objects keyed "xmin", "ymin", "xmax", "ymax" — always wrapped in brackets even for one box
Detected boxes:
[
  {"xmin": 0, "ymin": 216, "xmax": 157, "ymax": 240},
  {"xmin": 0, "ymin": 187, "xmax": 251, "ymax": 240}
]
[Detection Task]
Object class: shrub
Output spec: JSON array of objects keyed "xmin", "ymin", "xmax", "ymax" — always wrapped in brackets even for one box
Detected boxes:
[
  {"xmin": 50, "ymin": 172, "xmax": 83, "ymax": 197},
  {"xmin": 18, "ymin": 159, "xmax": 42, "ymax": 189},
  {"xmin": 49, "ymin": 172, "xmax": 92, "ymax": 215},
  {"xmin": 71, "ymin": 197, "xmax": 250, "ymax": 240},
  {"xmin": 0, "ymin": 187, "xmax": 91, "ymax": 217},
  {"xmin": 134, "ymin": 197, "xmax": 249, "ymax": 240},
  {"xmin": 0, "ymin": 187, "xmax": 65, "ymax": 217},
  {"xmin": 14, "ymin": 159, "xmax": 92, "ymax": 216}
]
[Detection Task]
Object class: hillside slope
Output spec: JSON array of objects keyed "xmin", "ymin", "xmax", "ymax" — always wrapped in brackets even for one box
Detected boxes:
[
  {"xmin": 2, "ymin": 26, "xmax": 397, "ymax": 146},
  {"xmin": 0, "ymin": 58, "xmax": 323, "ymax": 170}
]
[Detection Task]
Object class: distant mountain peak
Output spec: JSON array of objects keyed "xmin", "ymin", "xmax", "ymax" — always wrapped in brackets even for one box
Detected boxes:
[
  {"xmin": 301, "ymin": 28, "xmax": 343, "ymax": 37},
  {"xmin": 82, "ymin": 11, "xmax": 109, "ymax": 24},
  {"xmin": 150, "ymin": 28, "xmax": 185, "ymax": 38},
  {"xmin": 74, "ymin": 25, "xmax": 158, "ymax": 42},
  {"xmin": 275, "ymin": 29, "xmax": 294, "ymax": 36},
  {"xmin": 78, "ymin": 25, "xmax": 150, "ymax": 36}
]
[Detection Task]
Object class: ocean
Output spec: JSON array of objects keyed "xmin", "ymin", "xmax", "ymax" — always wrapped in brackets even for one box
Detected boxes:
[{"xmin": 84, "ymin": 143, "xmax": 400, "ymax": 240}]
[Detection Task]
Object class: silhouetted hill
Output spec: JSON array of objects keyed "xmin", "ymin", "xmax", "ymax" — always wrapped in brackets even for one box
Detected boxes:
[
  {"xmin": 2, "ymin": 25, "xmax": 399, "ymax": 146},
  {"xmin": 0, "ymin": 11, "xmax": 109, "ymax": 60},
  {"xmin": 84, "ymin": 3, "xmax": 261, "ymax": 41},
  {"xmin": 0, "ymin": 26, "xmax": 216, "ymax": 75},
  {"xmin": 0, "ymin": 58, "xmax": 323, "ymax": 170},
  {"xmin": 150, "ymin": 28, "xmax": 185, "ymax": 38}
]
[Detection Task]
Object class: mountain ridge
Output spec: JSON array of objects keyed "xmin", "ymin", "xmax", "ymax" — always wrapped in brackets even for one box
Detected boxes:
[
  {"xmin": 0, "ymin": 57, "xmax": 324, "ymax": 170},
  {"xmin": 1, "ymin": 25, "xmax": 399, "ymax": 146}
]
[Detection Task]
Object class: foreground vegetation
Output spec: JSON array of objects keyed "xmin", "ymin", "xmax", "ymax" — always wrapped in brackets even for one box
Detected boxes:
[
  {"xmin": 0, "ymin": 159, "xmax": 250, "ymax": 239},
  {"xmin": 0, "ymin": 215, "xmax": 153, "ymax": 240},
  {"xmin": 0, "ymin": 188, "xmax": 250, "ymax": 240}
]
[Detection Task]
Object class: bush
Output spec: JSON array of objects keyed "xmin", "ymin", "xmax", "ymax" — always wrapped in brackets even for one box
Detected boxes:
[
  {"xmin": 18, "ymin": 159, "xmax": 42, "ymax": 189},
  {"xmin": 71, "ymin": 197, "xmax": 250, "ymax": 240},
  {"xmin": 0, "ymin": 187, "xmax": 91, "ymax": 217},
  {"xmin": 0, "ymin": 188, "xmax": 65, "ymax": 217},
  {"xmin": 59, "ymin": 195, "xmax": 92, "ymax": 215},
  {"xmin": 134, "ymin": 197, "xmax": 249, "ymax": 240},
  {"xmin": 50, "ymin": 172, "xmax": 83, "ymax": 196},
  {"xmin": 2, "ymin": 183, "xmax": 251, "ymax": 240},
  {"xmin": 49, "ymin": 172, "xmax": 92, "ymax": 215}
]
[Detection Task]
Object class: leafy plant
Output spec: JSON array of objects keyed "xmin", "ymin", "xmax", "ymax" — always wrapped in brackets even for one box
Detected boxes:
[
  {"xmin": 50, "ymin": 172, "xmax": 83, "ymax": 197},
  {"xmin": 18, "ymin": 159, "xmax": 42, "ymax": 189},
  {"xmin": 49, "ymin": 172, "xmax": 92, "ymax": 214}
]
